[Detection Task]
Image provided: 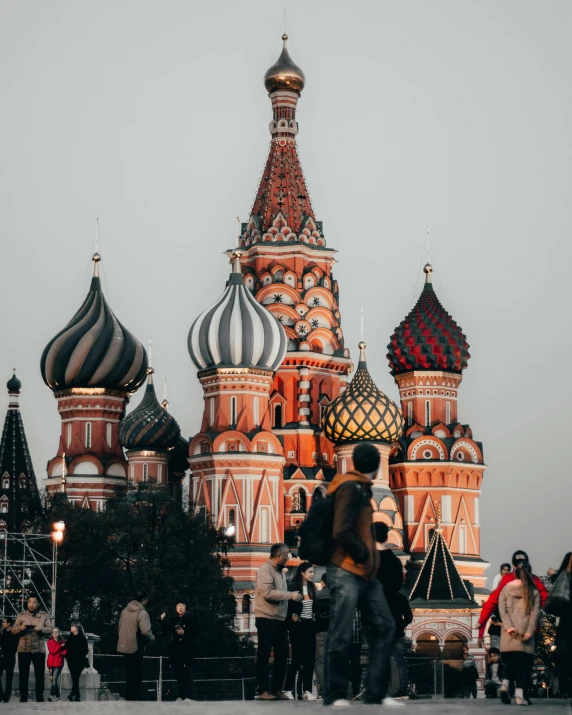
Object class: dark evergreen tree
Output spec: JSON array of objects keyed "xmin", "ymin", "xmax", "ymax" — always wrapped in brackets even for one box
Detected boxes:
[{"xmin": 34, "ymin": 486, "xmax": 252, "ymax": 657}]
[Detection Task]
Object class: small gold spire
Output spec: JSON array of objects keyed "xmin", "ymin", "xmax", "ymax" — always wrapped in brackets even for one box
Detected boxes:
[
  {"xmin": 358, "ymin": 341, "xmax": 366, "ymax": 363},
  {"xmin": 423, "ymin": 263, "xmax": 433, "ymax": 284},
  {"xmin": 92, "ymin": 252, "xmax": 101, "ymax": 277},
  {"xmin": 435, "ymin": 502, "xmax": 443, "ymax": 532}
]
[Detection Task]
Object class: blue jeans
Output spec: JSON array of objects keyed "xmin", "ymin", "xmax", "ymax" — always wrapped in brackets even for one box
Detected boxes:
[{"xmin": 324, "ymin": 564, "xmax": 395, "ymax": 704}]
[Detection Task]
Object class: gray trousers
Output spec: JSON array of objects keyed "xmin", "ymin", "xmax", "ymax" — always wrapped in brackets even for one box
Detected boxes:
[{"xmin": 315, "ymin": 631, "xmax": 327, "ymax": 697}]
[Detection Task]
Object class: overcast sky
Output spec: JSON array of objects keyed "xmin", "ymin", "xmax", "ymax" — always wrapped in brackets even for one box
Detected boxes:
[{"xmin": 1, "ymin": 1, "xmax": 570, "ymax": 582}]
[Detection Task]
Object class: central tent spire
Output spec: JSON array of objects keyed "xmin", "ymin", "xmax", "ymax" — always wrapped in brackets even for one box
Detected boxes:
[{"xmin": 247, "ymin": 34, "xmax": 318, "ymax": 239}]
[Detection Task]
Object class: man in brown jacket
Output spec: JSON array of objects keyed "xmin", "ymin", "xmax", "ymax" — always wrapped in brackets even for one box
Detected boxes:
[
  {"xmin": 254, "ymin": 543, "xmax": 302, "ymax": 700},
  {"xmin": 12, "ymin": 595, "xmax": 52, "ymax": 702},
  {"xmin": 117, "ymin": 591, "xmax": 155, "ymax": 700},
  {"xmin": 324, "ymin": 443, "xmax": 395, "ymax": 707}
]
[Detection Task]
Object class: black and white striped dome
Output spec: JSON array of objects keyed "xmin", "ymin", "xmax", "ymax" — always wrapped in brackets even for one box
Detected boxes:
[
  {"xmin": 41, "ymin": 253, "xmax": 148, "ymax": 393},
  {"xmin": 188, "ymin": 254, "xmax": 287, "ymax": 372}
]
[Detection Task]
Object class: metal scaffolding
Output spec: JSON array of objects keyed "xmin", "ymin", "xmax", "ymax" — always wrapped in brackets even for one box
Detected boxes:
[{"xmin": 0, "ymin": 532, "xmax": 55, "ymax": 620}]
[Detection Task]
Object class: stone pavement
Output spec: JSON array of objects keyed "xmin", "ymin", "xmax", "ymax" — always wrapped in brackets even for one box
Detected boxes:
[{"xmin": 2, "ymin": 700, "xmax": 571, "ymax": 715}]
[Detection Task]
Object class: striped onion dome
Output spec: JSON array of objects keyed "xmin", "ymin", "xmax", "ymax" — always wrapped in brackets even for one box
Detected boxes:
[
  {"xmin": 188, "ymin": 253, "xmax": 287, "ymax": 372},
  {"xmin": 387, "ymin": 264, "xmax": 470, "ymax": 376},
  {"xmin": 41, "ymin": 253, "xmax": 148, "ymax": 392},
  {"xmin": 118, "ymin": 368, "xmax": 181, "ymax": 451},
  {"xmin": 322, "ymin": 343, "xmax": 404, "ymax": 445}
]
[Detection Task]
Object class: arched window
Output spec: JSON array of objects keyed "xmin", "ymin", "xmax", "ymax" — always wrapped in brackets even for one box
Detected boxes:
[
  {"xmin": 253, "ymin": 397, "xmax": 260, "ymax": 427},
  {"xmin": 425, "ymin": 401, "xmax": 431, "ymax": 427},
  {"xmin": 242, "ymin": 594, "xmax": 251, "ymax": 614},
  {"xmin": 85, "ymin": 422, "xmax": 92, "ymax": 448},
  {"xmin": 67, "ymin": 423, "xmax": 72, "ymax": 448},
  {"xmin": 229, "ymin": 508, "xmax": 236, "ymax": 526},
  {"xmin": 143, "ymin": 463, "xmax": 148, "ymax": 481},
  {"xmin": 274, "ymin": 269, "xmax": 284, "ymax": 282},
  {"xmin": 230, "ymin": 397, "xmax": 237, "ymax": 426},
  {"xmin": 458, "ymin": 525, "xmax": 467, "ymax": 554},
  {"xmin": 19, "ymin": 477, "xmax": 26, "ymax": 489},
  {"xmin": 0, "ymin": 504, "xmax": 7, "ymax": 514},
  {"xmin": 2, "ymin": 478, "xmax": 9, "ymax": 490},
  {"xmin": 106, "ymin": 423, "xmax": 112, "ymax": 447},
  {"xmin": 446, "ymin": 401, "xmax": 451, "ymax": 424},
  {"xmin": 273, "ymin": 404, "xmax": 282, "ymax": 428},
  {"xmin": 407, "ymin": 402, "xmax": 413, "ymax": 426}
]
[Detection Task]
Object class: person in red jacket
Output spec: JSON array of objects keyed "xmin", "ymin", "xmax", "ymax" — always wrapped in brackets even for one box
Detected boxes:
[
  {"xmin": 478, "ymin": 550, "xmax": 548, "ymax": 645},
  {"xmin": 46, "ymin": 628, "xmax": 66, "ymax": 702}
]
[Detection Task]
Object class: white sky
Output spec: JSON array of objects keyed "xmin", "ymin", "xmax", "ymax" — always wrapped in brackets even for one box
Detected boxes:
[{"xmin": 1, "ymin": 1, "xmax": 571, "ymax": 581}]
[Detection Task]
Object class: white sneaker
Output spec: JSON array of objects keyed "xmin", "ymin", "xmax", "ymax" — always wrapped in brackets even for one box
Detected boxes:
[
  {"xmin": 333, "ymin": 699, "xmax": 350, "ymax": 708},
  {"xmin": 283, "ymin": 690, "xmax": 295, "ymax": 700},
  {"xmin": 303, "ymin": 691, "xmax": 316, "ymax": 700},
  {"xmin": 382, "ymin": 697, "xmax": 405, "ymax": 708}
]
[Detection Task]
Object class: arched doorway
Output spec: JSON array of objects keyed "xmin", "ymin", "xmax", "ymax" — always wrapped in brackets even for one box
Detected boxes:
[
  {"xmin": 414, "ymin": 632, "xmax": 441, "ymax": 659},
  {"xmin": 442, "ymin": 632, "xmax": 468, "ymax": 661}
]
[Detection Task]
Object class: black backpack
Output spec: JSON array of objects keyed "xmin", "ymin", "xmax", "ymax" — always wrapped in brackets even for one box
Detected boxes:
[{"xmin": 298, "ymin": 494, "xmax": 336, "ymax": 565}]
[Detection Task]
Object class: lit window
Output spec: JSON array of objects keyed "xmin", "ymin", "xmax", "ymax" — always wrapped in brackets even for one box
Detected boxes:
[{"xmin": 85, "ymin": 422, "xmax": 92, "ymax": 448}]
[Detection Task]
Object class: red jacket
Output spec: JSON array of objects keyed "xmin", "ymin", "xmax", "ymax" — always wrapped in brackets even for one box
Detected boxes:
[
  {"xmin": 47, "ymin": 637, "xmax": 67, "ymax": 668},
  {"xmin": 478, "ymin": 572, "xmax": 548, "ymax": 638}
]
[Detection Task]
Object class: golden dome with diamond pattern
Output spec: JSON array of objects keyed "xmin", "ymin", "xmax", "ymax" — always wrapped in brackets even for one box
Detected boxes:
[{"xmin": 322, "ymin": 342, "xmax": 404, "ymax": 445}]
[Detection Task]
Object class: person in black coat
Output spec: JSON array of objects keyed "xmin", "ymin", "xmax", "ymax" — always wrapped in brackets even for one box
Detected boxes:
[
  {"xmin": 161, "ymin": 602, "xmax": 194, "ymax": 702},
  {"xmin": 284, "ymin": 562, "xmax": 317, "ymax": 700},
  {"xmin": 65, "ymin": 623, "xmax": 89, "ymax": 702},
  {"xmin": 374, "ymin": 523, "xmax": 411, "ymax": 697},
  {"xmin": 552, "ymin": 553, "xmax": 572, "ymax": 701},
  {"xmin": 0, "ymin": 618, "xmax": 19, "ymax": 703}
]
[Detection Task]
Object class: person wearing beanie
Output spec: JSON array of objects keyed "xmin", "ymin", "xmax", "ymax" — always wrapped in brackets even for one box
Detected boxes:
[{"xmin": 323, "ymin": 442, "xmax": 395, "ymax": 708}]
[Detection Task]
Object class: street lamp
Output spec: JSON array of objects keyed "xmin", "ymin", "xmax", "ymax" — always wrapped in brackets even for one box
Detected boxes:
[{"xmin": 51, "ymin": 521, "xmax": 65, "ymax": 621}]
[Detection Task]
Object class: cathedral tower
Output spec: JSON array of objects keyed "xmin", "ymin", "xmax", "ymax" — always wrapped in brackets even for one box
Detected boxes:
[
  {"xmin": 235, "ymin": 35, "xmax": 352, "ymax": 544},
  {"xmin": 41, "ymin": 252, "xmax": 148, "ymax": 509},
  {"xmin": 388, "ymin": 264, "xmax": 488, "ymax": 592},
  {"xmin": 0, "ymin": 373, "xmax": 42, "ymax": 532},
  {"xmin": 322, "ymin": 342, "xmax": 405, "ymax": 550},
  {"xmin": 188, "ymin": 253, "xmax": 288, "ymax": 589}
]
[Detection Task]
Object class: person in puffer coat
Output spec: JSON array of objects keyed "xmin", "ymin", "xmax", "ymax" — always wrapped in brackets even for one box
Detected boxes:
[
  {"xmin": 117, "ymin": 591, "xmax": 155, "ymax": 701},
  {"xmin": 46, "ymin": 628, "xmax": 66, "ymax": 701}
]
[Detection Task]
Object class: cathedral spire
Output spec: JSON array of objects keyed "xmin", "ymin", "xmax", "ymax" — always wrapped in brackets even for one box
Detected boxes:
[{"xmin": 246, "ymin": 34, "xmax": 317, "ymax": 238}]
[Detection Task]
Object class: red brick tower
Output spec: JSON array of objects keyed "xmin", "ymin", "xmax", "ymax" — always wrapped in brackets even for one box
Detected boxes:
[
  {"xmin": 387, "ymin": 264, "xmax": 488, "ymax": 593},
  {"xmin": 41, "ymin": 252, "xmax": 148, "ymax": 509},
  {"xmin": 236, "ymin": 35, "xmax": 352, "ymax": 545},
  {"xmin": 188, "ymin": 253, "xmax": 288, "ymax": 593}
]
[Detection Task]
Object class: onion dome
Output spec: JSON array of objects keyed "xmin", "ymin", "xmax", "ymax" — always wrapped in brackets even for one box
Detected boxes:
[
  {"xmin": 387, "ymin": 264, "xmax": 470, "ymax": 376},
  {"xmin": 188, "ymin": 252, "xmax": 287, "ymax": 372},
  {"xmin": 322, "ymin": 342, "xmax": 404, "ymax": 445},
  {"xmin": 41, "ymin": 253, "xmax": 148, "ymax": 392},
  {"xmin": 119, "ymin": 368, "xmax": 181, "ymax": 451},
  {"xmin": 264, "ymin": 34, "xmax": 306, "ymax": 94},
  {"xmin": 7, "ymin": 371, "xmax": 21, "ymax": 393}
]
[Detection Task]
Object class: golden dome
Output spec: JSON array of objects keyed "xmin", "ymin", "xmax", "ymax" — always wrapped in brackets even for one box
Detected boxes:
[
  {"xmin": 264, "ymin": 34, "xmax": 306, "ymax": 94},
  {"xmin": 322, "ymin": 343, "xmax": 404, "ymax": 445}
]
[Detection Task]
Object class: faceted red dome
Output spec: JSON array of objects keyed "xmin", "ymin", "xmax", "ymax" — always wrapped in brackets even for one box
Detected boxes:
[{"xmin": 387, "ymin": 265, "xmax": 470, "ymax": 376}]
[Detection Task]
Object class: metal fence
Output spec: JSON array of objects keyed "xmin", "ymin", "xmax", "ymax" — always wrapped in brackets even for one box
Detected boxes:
[
  {"xmin": 93, "ymin": 654, "xmax": 446, "ymax": 702},
  {"xmin": 93, "ymin": 655, "xmax": 256, "ymax": 702}
]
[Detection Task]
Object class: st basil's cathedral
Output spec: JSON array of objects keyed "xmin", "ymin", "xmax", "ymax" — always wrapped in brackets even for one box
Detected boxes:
[{"xmin": 2, "ymin": 35, "xmax": 489, "ymax": 660}]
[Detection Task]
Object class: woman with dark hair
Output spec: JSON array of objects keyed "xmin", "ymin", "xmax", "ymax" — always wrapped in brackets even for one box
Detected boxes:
[
  {"xmin": 65, "ymin": 623, "xmax": 89, "ymax": 702},
  {"xmin": 284, "ymin": 562, "xmax": 317, "ymax": 700},
  {"xmin": 498, "ymin": 564, "xmax": 541, "ymax": 706},
  {"xmin": 552, "ymin": 552, "xmax": 572, "ymax": 701}
]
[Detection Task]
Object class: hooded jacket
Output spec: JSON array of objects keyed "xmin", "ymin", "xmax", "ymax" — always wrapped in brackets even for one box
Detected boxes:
[
  {"xmin": 12, "ymin": 609, "xmax": 52, "ymax": 653},
  {"xmin": 117, "ymin": 600, "xmax": 155, "ymax": 654},
  {"xmin": 327, "ymin": 470, "xmax": 379, "ymax": 581}
]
